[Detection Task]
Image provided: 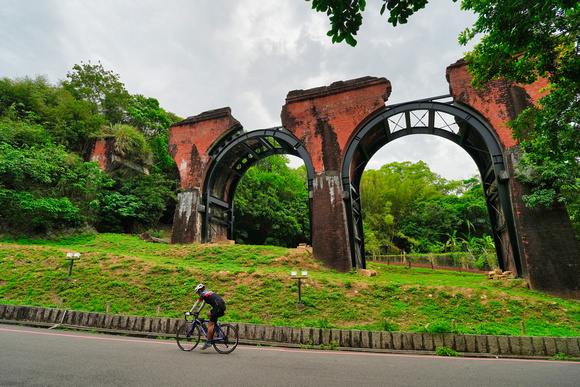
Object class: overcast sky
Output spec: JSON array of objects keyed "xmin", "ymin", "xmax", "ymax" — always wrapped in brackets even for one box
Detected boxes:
[{"xmin": 1, "ymin": 0, "xmax": 481, "ymax": 180}]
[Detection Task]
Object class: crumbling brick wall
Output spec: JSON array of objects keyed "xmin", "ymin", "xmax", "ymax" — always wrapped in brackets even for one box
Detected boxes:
[{"xmin": 168, "ymin": 108, "xmax": 241, "ymax": 244}]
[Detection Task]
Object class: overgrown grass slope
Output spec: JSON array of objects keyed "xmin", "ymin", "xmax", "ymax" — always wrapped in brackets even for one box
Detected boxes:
[{"xmin": 1, "ymin": 234, "xmax": 579, "ymax": 337}]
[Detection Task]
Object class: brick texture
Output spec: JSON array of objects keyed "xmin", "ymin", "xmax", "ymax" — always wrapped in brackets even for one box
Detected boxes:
[{"xmin": 281, "ymin": 77, "xmax": 392, "ymax": 272}]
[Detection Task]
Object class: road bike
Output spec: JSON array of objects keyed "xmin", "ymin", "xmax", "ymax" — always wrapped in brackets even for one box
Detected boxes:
[{"xmin": 176, "ymin": 313, "xmax": 239, "ymax": 354}]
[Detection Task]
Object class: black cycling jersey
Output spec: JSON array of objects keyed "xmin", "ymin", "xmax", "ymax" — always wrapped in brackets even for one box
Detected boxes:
[{"xmin": 198, "ymin": 290, "xmax": 225, "ymax": 309}]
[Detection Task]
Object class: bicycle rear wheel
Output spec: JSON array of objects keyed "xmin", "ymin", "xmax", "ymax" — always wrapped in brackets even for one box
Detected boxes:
[
  {"xmin": 212, "ymin": 323, "xmax": 239, "ymax": 354},
  {"xmin": 176, "ymin": 322, "xmax": 203, "ymax": 351}
]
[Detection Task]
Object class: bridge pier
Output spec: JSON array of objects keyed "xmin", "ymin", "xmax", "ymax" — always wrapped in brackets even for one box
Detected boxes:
[
  {"xmin": 281, "ymin": 77, "xmax": 392, "ymax": 271},
  {"xmin": 168, "ymin": 108, "xmax": 241, "ymax": 244},
  {"xmin": 447, "ymin": 59, "xmax": 580, "ymax": 298}
]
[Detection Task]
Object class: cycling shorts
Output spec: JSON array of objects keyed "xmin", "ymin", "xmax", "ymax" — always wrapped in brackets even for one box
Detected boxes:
[{"xmin": 209, "ymin": 304, "xmax": 226, "ymax": 322}]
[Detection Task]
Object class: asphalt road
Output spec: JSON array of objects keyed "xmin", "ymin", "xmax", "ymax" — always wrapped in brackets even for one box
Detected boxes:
[{"xmin": 1, "ymin": 324, "xmax": 579, "ymax": 386}]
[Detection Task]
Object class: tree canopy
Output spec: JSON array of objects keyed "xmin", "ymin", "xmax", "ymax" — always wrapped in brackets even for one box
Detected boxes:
[
  {"xmin": 233, "ymin": 155, "xmax": 311, "ymax": 247},
  {"xmin": 360, "ymin": 161, "xmax": 492, "ymax": 254}
]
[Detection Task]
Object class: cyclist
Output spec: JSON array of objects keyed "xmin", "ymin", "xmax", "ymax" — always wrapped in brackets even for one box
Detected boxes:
[{"xmin": 187, "ymin": 283, "xmax": 227, "ymax": 350}]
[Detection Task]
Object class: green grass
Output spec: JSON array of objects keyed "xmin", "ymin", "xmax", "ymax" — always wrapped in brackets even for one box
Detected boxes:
[{"xmin": 1, "ymin": 233, "xmax": 579, "ymax": 337}]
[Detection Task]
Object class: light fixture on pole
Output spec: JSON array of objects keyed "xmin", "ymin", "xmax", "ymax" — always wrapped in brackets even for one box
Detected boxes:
[
  {"xmin": 66, "ymin": 252, "xmax": 81, "ymax": 282},
  {"xmin": 290, "ymin": 270, "xmax": 308, "ymax": 305}
]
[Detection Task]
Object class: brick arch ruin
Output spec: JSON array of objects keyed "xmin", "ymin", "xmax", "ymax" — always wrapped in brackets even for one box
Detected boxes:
[{"xmin": 166, "ymin": 60, "xmax": 580, "ymax": 298}]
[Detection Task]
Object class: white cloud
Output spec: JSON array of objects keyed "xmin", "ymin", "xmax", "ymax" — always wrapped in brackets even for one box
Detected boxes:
[{"xmin": 0, "ymin": 0, "xmax": 480, "ymax": 179}]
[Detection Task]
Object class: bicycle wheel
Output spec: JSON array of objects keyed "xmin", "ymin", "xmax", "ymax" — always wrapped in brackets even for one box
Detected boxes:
[
  {"xmin": 176, "ymin": 322, "xmax": 203, "ymax": 351},
  {"xmin": 212, "ymin": 323, "xmax": 239, "ymax": 354}
]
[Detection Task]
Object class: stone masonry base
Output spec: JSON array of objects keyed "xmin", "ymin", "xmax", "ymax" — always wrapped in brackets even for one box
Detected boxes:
[{"xmin": 1, "ymin": 304, "xmax": 579, "ymax": 359}]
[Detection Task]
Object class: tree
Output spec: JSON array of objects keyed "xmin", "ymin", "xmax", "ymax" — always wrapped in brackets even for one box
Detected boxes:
[
  {"xmin": 361, "ymin": 162, "xmax": 490, "ymax": 253},
  {"xmin": 233, "ymin": 155, "xmax": 310, "ymax": 247},
  {"xmin": 361, "ymin": 161, "xmax": 450, "ymax": 250},
  {"xmin": 0, "ymin": 76, "xmax": 100, "ymax": 152},
  {"xmin": 127, "ymin": 95, "xmax": 172, "ymax": 138},
  {"xmin": 62, "ymin": 61, "xmax": 133, "ymax": 126},
  {"xmin": 459, "ymin": 1, "xmax": 580, "ymax": 210},
  {"xmin": 308, "ymin": 0, "xmax": 580, "ymax": 213},
  {"xmin": 0, "ymin": 67, "xmax": 180, "ymax": 237},
  {"xmin": 96, "ymin": 173, "xmax": 175, "ymax": 234}
]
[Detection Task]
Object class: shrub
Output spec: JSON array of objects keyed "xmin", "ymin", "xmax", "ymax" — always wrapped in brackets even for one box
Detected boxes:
[{"xmin": 435, "ymin": 347, "xmax": 462, "ymax": 357}]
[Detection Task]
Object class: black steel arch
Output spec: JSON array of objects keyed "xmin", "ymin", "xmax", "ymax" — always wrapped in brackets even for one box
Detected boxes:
[
  {"xmin": 202, "ymin": 126, "xmax": 315, "ymax": 243},
  {"xmin": 341, "ymin": 96, "xmax": 521, "ymax": 275}
]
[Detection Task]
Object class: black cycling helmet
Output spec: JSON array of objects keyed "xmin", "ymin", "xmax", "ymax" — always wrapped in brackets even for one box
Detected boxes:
[{"xmin": 194, "ymin": 283, "xmax": 205, "ymax": 293}]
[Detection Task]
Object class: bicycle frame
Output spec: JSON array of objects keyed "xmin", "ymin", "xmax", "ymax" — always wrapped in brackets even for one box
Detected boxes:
[
  {"xmin": 186, "ymin": 316, "xmax": 226, "ymax": 342},
  {"xmin": 177, "ymin": 313, "xmax": 238, "ymax": 353}
]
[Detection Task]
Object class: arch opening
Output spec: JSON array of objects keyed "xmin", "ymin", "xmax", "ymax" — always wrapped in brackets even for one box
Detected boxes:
[
  {"xmin": 342, "ymin": 98, "xmax": 522, "ymax": 276},
  {"xmin": 202, "ymin": 127, "xmax": 315, "ymax": 245}
]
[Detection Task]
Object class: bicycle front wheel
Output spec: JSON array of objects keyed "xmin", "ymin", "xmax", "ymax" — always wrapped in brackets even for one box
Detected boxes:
[
  {"xmin": 213, "ymin": 323, "xmax": 239, "ymax": 354},
  {"xmin": 176, "ymin": 322, "xmax": 203, "ymax": 351}
]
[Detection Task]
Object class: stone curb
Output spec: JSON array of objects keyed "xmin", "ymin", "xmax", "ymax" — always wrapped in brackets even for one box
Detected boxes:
[{"xmin": 2, "ymin": 304, "xmax": 579, "ymax": 359}]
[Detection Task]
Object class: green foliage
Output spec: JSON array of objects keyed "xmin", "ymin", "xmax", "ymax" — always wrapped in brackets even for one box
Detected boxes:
[
  {"xmin": 551, "ymin": 352, "xmax": 577, "ymax": 361},
  {"xmin": 62, "ymin": 60, "xmax": 132, "ymax": 125},
  {"xmin": 0, "ymin": 191, "xmax": 82, "ymax": 231},
  {"xmin": 0, "ymin": 63, "xmax": 180, "ymax": 237},
  {"xmin": 307, "ymin": 0, "xmax": 430, "ymax": 46},
  {"xmin": 459, "ymin": 1, "xmax": 580, "ymax": 211},
  {"xmin": 0, "ymin": 143, "xmax": 113, "ymax": 233},
  {"xmin": 0, "ymin": 118, "xmax": 53, "ymax": 147},
  {"xmin": 0, "ymin": 76, "xmax": 101, "ymax": 152},
  {"xmin": 435, "ymin": 346, "xmax": 462, "ymax": 357},
  {"xmin": 97, "ymin": 174, "xmax": 175, "ymax": 234},
  {"xmin": 319, "ymin": 340, "xmax": 340, "ymax": 350},
  {"xmin": 361, "ymin": 161, "xmax": 491, "ymax": 253},
  {"xmin": 307, "ymin": 0, "xmax": 366, "ymax": 46},
  {"xmin": 361, "ymin": 161, "xmax": 445, "ymax": 248},
  {"xmin": 234, "ymin": 155, "xmax": 310, "ymax": 247},
  {"xmin": 99, "ymin": 123, "xmax": 154, "ymax": 174},
  {"xmin": 422, "ymin": 321, "xmax": 453, "ymax": 333},
  {"xmin": 127, "ymin": 95, "xmax": 172, "ymax": 137}
]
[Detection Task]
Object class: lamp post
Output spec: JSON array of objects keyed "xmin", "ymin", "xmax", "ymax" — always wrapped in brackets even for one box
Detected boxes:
[
  {"xmin": 66, "ymin": 252, "xmax": 81, "ymax": 282},
  {"xmin": 290, "ymin": 270, "xmax": 308, "ymax": 305}
]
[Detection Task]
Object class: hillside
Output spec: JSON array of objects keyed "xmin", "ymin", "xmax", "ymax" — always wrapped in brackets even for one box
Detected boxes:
[{"xmin": 1, "ymin": 233, "xmax": 579, "ymax": 337}]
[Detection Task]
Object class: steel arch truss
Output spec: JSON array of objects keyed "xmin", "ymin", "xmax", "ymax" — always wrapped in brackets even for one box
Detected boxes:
[
  {"xmin": 202, "ymin": 126, "xmax": 315, "ymax": 243},
  {"xmin": 342, "ymin": 97, "xmax": 522, "ymax": 275}
]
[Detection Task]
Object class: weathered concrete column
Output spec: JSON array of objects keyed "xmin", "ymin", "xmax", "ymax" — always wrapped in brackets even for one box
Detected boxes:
[
  {"xmin": 281, "ymin": 77, "xmax": 391, "ymax": 272},
  {"xmin": 447, "ymin": 59, "xmax": 580, "ymax": 298},
  {"xmin": 168, "ymin": 108, "xmax": 241, "ymax": 244}
]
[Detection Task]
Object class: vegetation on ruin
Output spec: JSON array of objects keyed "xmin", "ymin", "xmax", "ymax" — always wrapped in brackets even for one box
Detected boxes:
[{"xmin": 1, "ymin": 234, "xmax": 579, "ymax": 338}]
